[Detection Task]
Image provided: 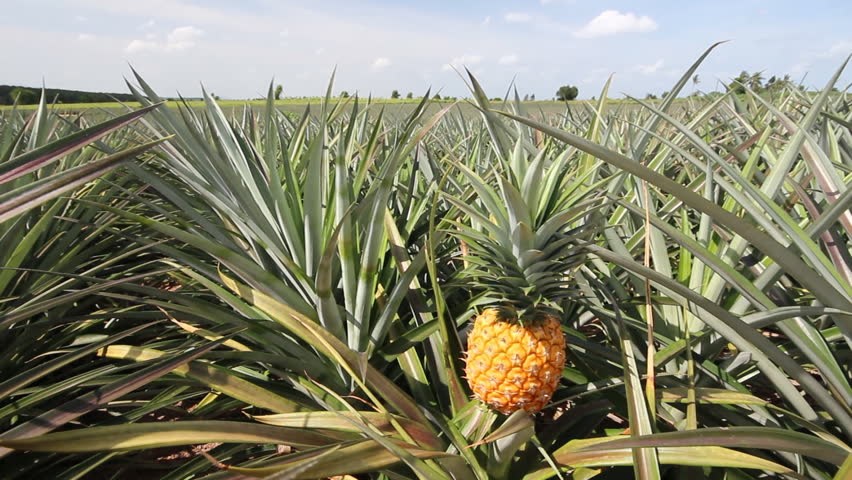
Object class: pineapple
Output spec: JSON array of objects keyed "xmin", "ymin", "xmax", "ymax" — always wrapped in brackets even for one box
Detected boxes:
[
  {"xmin": 465, "ymin": 307, "xmax": 565, "ymax": 414},
  {"xmin": 450, "ymin": 152, "xmax": 598, "ymax": 415}
]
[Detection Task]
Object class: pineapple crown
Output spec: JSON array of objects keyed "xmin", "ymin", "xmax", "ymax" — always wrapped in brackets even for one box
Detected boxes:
[{"xmin": 446, "ymin": 145, "xmax": 602, "ymax": 317}]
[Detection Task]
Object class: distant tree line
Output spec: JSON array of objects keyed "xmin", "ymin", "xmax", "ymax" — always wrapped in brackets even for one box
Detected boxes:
[
  {"xmin": 639, "ymin": 71, "xmax": 804, "ymax": 101},
  {"xmin": 728, "ymin": 71, "xmax": 798, "ymax": 95},
  {"xmin": 332, "ymin": 86, "xmax": 580, "ymax": 102},
  {"xmin": 0, "ymin": 85, "xmax": 137, "ymax": 105}
]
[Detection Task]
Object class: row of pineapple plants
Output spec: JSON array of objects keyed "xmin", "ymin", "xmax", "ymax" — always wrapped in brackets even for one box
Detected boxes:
[{"xmin": 0, "ymin": 44, "xmax": 850, "ymax": 478}]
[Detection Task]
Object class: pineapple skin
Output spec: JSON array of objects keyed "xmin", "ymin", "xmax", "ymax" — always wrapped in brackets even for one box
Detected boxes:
[{"xmin": 464, "ymin": 308, "xmax": 565, "ymax": 414}]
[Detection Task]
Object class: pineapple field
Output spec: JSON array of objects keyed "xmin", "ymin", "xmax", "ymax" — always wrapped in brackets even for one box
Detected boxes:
[{"xmin": 1, "ymin": 44, "xmax": 852, "ymax": 479}]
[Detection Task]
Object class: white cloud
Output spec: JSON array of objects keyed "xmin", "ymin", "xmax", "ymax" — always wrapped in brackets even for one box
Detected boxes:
[
  {"xmin": 504, "ymin": 12, "xmax": 532, "ymax": 23},
  {"xmin": 482, "ymin": 16, "xmax": 491, "ymax": 26},
  {"xmin": 574, "ymin": 10, "xmax": 657, "ymax": 38},
  {"xmin": 77, "ymin": 33, "xmax": 95, "ymax": 41},
  {"xmin": 166, "ymin": 25, "xmax": 203, "ymax": 51},
  {"xmin": 138, "ymin": 19, "xmax": 155, "ymax": 30},
  {"xmin": 635, "ymin": 59, "xmax": 664, "ymax": 74},
  {"xmin": 315, "ymin": 47, "xmax": 325, "ymax": 55},
  {"xmin": 372, "ymin": 57, "xmax": 391, "ymax": 70},
  {"xmin": 125, "ymin": 39, "xmax": 159, "ymax": 53},
  {"xmin": 821, "ymin": 41, "xmax": 852, "ymax": 58},
  {"xmin": 498, "ymin": 54, "xmax": 519, "ymax": 65},
  {"xmin": 124, "ymin": 25, "xmax": 203, "ymax": 53},
  {"xmin": 442, "ymin": 54, "xmax": 483, "ymax": 71},
  {"xmin": 74, "ymin": 15, "xmax": 87, "ymax": 22}
]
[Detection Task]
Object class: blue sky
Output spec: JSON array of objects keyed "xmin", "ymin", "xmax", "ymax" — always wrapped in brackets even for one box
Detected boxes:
[{"xmin": 2, "ymin": 0, "xmax": 850, "ymax": 99}]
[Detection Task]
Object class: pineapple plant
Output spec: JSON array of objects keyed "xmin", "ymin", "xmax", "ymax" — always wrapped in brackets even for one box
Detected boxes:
[
  {"xmin": 447, "ymin": 139, "xmax": 600, "ymax": 415},
  {"xmin": 3, "ymin": 47, "xmax": 852, "ymax": 479}
]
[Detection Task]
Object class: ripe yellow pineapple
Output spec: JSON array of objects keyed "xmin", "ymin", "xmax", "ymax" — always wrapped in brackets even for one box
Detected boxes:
[
  {"xmin": 465, "ymin": 307, "xmax": 565, "ymax": 414},
  {"xmin": 449, "ymin": 156, "xmax": 598, "ymax": 415}
]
